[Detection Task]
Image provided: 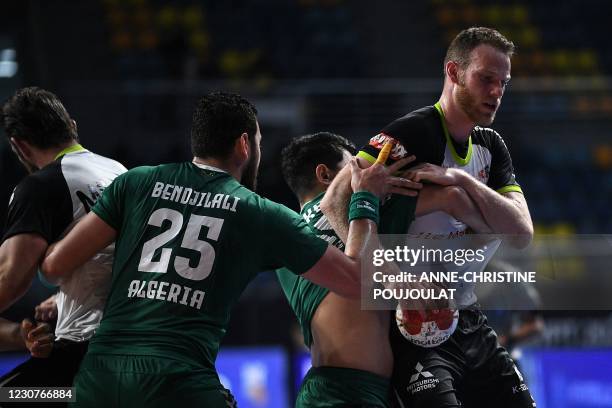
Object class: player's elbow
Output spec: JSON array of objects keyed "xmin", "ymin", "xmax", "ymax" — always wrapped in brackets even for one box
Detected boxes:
[
  {"xmin": 509, "ymin": 222, "xmax": 533, "ymax": 249},
  {"xmin": 323, "ymin": 263, "xmax": 361, "ymax": 300},
  {"xmin": 0, "ymin": 266, "xmax": 31, "ymax": 311},
  {"xmin": 506, "ymin": 195, "xmax": 534, "ymax": 249},
  {"xmin": 335, "ymin": 280, "xmax": 361, "ymax": 300},
  {"xmin": 40, "ymin": 255, "xmax": 64, "ymax": 281},
  {"xmin": 343, "ymin": 263, "xmax": 362, "ymax": 299},
  {"xmin": 442, "ymin": 186, "xmax": 470, "ymax": 218},
  {"xmin": 319, "ymin": 192, "xmax": 332, "ymax": 216}
]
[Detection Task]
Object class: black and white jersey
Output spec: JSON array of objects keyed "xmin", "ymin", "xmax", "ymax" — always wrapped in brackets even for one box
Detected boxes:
[
  {"xmin": 3, "ymin": 146, "xmax": 127, "ymax": 341},
  {"xmin": 359, "ymin": 104, "xmax": 522, "ymax": 196},
  {"xmin": 358, "ymin": 104, "xmax": 523, "ymax": 306}
]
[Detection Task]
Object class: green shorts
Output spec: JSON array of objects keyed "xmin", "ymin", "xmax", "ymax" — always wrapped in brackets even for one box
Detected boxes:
[
  {"xmin": 296, "ymin": 366, "xmax": 391, "ymax": 407},
  {"xmin": 72, "ymin": 354, "xmax": 235, "ymax": 408}
]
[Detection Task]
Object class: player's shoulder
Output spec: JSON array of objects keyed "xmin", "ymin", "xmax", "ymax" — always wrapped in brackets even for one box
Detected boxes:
[
  {"xmin": 106, "ymin": 164, "xmax": 162, "ymax": 192},
  {"xmin": 15, "ymin": 161, "xmax": 65, "ymax": 198},
  {"xmin": 380, "ymin": 106, "xmax": 442, "ymax": 151},
  {"xmin": 242, "ymin": 191, "xmax": 300, "ymax": 222},
  {"xmin": 126, "ymin": 163, "xmax": 183, "ymax": 178},
  {"xmin": 383, "ymin": 105, "xmax": 438, "ymax": 133},
  {"xmin": 7, "ymin": 162, "xmax": 71, "ymax": 214},
  {"xmin": 119, "ymin": 164, "xmax": 156, "ymax": 179},
  {"xmin": 85, "ymin": 151, "xmax": 128, "ymax": 173},
  {"xmin": 58, "ymin": 151, "xmax": 128, "ymax": 183},
  {"xmin": 471, "ymin": 126, "xmax": 509, "ymax": 151}
]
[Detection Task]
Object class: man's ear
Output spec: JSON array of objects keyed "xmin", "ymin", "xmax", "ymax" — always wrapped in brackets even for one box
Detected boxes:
[
  {"xmin": 445, "ymin": 61, "xmax": 460, "ymax": 85},
  {"xmin": 315, "ymin": 164, "xmax": 333, "ymax": 185},
  {"xmin": 234, "ymin": 132, "xmax": 249, "ymax": 162},
  {"xmin": 71, "ymin": 119, "xmax": 78, "ymax": 133},
  {"xmin": 9, "ymin": 137, "xmax": 32, "ymax": 160},
  {"xmin": 9, "ymin": 137, "xmax": 38, "ymax": 173}
]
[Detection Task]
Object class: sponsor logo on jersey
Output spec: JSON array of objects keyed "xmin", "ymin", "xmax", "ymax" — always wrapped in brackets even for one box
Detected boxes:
[
  {"xmin": 406, "ymin": 362, "xmax": 439, "ymax": 394},
  {"xmin": 396, "ymin": 307, "xmax": 459, "ymax": 348},
  {"xmin": 512, "ymin": 383, "xmax": 529, "ymax": 395},
  {"xmin": 369, "ymin": 133, "xmax": 408, "ymax": 160},
  {"xmin": 478, "ymin": 165, "xmax": 490, "ymax": 183},
  {"xmin": 77, "ymin": 181, "xmax": 106, "ymax": 213},
  {"xmin": 511, "ymin": 365, "xmax": 530, "ymax": 395},
  {"xmin": 302, "ymin": 203, "xmax": 320, "ymax": 224},
  {"xmin": 406, "ymin": 231, "xmax": 468, "ymax": 240}
]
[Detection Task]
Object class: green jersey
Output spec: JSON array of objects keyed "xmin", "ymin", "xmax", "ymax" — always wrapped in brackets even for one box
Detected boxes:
[
  {"xmin": 276, "ymin": 193, "xmax": 340, "ymax": 348},
  {"xmin": 276, "ymin": 190, "xmax": 416, "ymax": 348},
  {"xmin": 89, "ymin": 162, "xmax": 327, "ymax": 386}
]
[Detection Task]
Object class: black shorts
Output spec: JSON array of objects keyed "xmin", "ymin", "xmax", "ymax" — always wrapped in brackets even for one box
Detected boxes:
[
  {"xmin": 0, "ymin": 339, "xmax": 89, "ymax": 408},
  {"xmin": 390, "ymin": 306, "xmax": 535, "ymax": 408}
]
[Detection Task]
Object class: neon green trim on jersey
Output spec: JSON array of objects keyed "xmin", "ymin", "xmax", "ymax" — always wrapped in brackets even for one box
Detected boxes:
[
  {"xmin": 356, "ymin": 150, "xmax": 377, "ymax": 164},
  {"xmin": 434, "ymin": 102, "xmax": 472, "ymax": 166},
  {"xmin": 497, "ymin": 185, "xmax": 523, "ymax": 194},
  {"xmin": 54, "ymin": 143, "xmax": 86, "ymax": 160}
]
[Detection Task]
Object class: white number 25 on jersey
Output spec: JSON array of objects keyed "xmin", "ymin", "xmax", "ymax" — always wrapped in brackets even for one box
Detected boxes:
[{"xmin": 137, "ymin": 208, "xmax": 224, "ymax": 281}]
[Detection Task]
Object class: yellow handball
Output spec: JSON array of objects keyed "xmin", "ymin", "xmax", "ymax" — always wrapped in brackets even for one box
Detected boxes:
[{"xmin": 376, "ymin": 141, "xmax": 394, "ymax": 164}]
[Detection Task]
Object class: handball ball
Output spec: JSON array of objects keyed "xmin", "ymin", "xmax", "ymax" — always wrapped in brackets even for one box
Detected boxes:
[{"xmin": 395, "ymin": 306, "xmax": 459, "ymax": 348}]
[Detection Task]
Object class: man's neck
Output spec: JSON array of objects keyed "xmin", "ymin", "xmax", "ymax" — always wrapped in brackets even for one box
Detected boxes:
[
  {"xmin": 438, "ymin": 92, "xmax": 475, "ymax": 143},
  {"xmin": 299, "ymin": 188, "xmax": 326, "ymax": 211},
  {"xmin": 38, "ymin": 141, "xmax": 80, "ymax": 168},
  {"xmin": 193, "ymin": 156, "xmax": 241, "ymax": 181}
]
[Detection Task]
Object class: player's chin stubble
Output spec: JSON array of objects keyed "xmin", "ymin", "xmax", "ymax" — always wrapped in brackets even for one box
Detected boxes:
[
  {"xmin": 242, "ymin": 157, "xmax": 258, "ymax": 191},
  {"xmin": 456, "ymin": 83, "xmax": 495, "ymax": 126}
]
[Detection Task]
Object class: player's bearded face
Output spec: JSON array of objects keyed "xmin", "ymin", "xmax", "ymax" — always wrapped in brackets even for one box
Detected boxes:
[
  {"xmin": 455, "ymin": 45, "xmax": 511, "ymax": 126},
  {"xmin": 456, "ymin": 74, "xmax": 493, "ymax": 126}
]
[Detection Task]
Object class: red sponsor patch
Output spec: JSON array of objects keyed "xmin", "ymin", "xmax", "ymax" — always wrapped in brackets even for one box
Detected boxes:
[{"xmin": 368, "ymin": 133, "xmax": 408, "ymax": 160}]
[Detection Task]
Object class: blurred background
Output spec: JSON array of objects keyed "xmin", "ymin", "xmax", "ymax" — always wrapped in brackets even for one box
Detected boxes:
[{"xmin": 0, "ymin": 0, "xmax": 611, "ymax": 407}]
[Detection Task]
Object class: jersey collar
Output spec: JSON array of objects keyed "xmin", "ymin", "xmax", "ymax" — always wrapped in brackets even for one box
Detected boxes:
[
  {"xmin": 300, "ymin": 191, "xmax": 325, "ymax": 213},
  {"xmin": 54, "ymin": 143, "xmax": 87, "ymax": 160},
  {"xmin": 434, "ymin": 102, "xmax": 473, "ymax": 166},
  {"xmin": 192, "ymin": 161, "xmax": 227, "ymax": 174}
]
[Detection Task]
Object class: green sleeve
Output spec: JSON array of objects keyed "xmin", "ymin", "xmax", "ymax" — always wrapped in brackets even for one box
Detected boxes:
[
  {"xmin": 91, "ymin": 171, "xmax": 128, "ymax": 231},
  {"xmin": 260, "ymin": 200, "xmax": 328, "ymax": 275}
]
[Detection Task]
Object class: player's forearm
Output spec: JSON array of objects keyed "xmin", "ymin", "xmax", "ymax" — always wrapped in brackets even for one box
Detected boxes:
[
  {"xmin": 344, "ymin": 218, "xmax": 378, "ymax": 262},
  {"xmin": 320, "ymin": 164, "xmax": 352, "ymax": 244},
  {"xmin": 0, "ymin": 238, "xmax": 42, "ymax": 312},
  {"xmin": 456, "ymin": 173, "xmax": 533, "ymax": 247},
  {"xmin": 416, "ymin": 185, "xmax": 492, "ymax": 233},
  {"xmin": 0, "ymin": 272, "xmax": 31, "ymax": 313},
  {"xmin": 0, "ymin": 261, "xmax": 35, "ymax": 312},
  {"xmin": 444, "ymin": 186, "xmax": 493, "ymax": 234},
  {"xmin": 339, "ymin": 218, "xmax": 379, "ymax": 298},
  {"xmin": 0, "ymin": 318, "xmax": 25, "ymax": 351},
  {"xmin": 312, "ymin": 195, "xmax": 382, "ymax": 299}
]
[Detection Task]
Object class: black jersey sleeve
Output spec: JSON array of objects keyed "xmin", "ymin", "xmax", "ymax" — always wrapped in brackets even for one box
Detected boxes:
[
  {"xmin": 487, "ymin": 131, "xmax": 523, "ymax": 193},
  {"xmin": 478, "ymin": 129, "xmax": 523, "ymax": 194},
  {"xmin": 2, "ymin": 162, "xmax": 73, "ymax": 243},
  {"xmin": 357, "ymin": 107, "xmax": 446, "ymax": 167}
]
